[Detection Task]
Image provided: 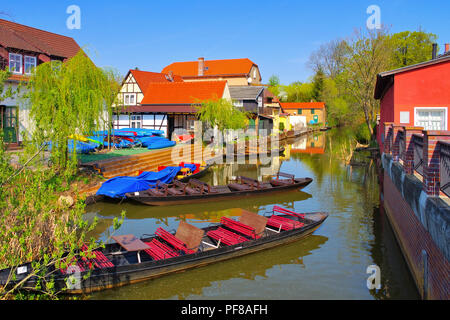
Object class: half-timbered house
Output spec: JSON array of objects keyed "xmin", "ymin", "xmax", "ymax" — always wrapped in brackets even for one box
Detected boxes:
[
  {"xmin": 0, "ymin": 19, "xmax": 82, "ymax": 146},
  {"xmin": 113, "ymin": 69, "xmax": 183, "ymax": 134}
]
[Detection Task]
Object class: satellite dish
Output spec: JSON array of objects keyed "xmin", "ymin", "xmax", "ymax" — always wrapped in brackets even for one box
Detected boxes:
[{"xmin": 248, "ymin": 77, "xmax": 253, "ymax": 83}]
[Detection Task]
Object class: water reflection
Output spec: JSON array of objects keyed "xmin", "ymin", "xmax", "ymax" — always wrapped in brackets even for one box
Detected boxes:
[{"xmin": 86, "ymin": 129, "xmax": 419, "ymax": 300}]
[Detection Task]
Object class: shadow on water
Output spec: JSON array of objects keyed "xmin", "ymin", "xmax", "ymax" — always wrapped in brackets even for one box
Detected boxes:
[{"xmin": 85, "ymin": 129, "xmax": 420, "ymax": 300}]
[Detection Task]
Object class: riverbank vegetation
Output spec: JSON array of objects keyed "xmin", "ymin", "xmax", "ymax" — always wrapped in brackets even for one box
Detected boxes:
[
  {"xmin": 269, "ymin": 28, "xmax": 438, "ymax": 143},
  {"xmin": 0, "ymin": 51, "xmax": 125, "ymax": 299}
]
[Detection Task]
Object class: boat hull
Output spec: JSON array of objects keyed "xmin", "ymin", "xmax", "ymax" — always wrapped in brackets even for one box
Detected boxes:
[
  {"xmin": 0, "ymin": 213, "xmax": 327, "ymax": 294},
  {"xmin": 126, "ymin": 178, "xmax": 312, "ymax": 206}
]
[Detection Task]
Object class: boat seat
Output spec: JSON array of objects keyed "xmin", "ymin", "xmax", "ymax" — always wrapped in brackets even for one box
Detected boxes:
[
  {"xmin": 147, "ymin": 188, "xmax": 167, "ymax": 197},
  {"xmin": 221, "ymin": 217, "xmax": 258, "ymax": 239},
  {"xmin": 270, "ymin": 179, "xmax": 293, "ymax": 187},
  {"xmin": 156, "ymin": 222, "xmax": 204, "ymax": 254},
  {"xmin": 81, "ymin": 245, "xmax": 114, "ymax": 269},
  {"xmin": 267, "ymin": 215, "xmax": 304, "ymax": 231},
  {"xmin": 144, "ymin": 239, "xmax": 180, "ymax": 261},
  {"xmin": 271, "ymin": 172, "xmax": 295, "ymax": 186},
  {"xmin": 185, "ymin": 186, "xmax": 202, "ymax": 195},
  {"xmin": 207, "ymin": 227, "xmax": 249, "ymax": 246},
  {"xmin": 227, "ymin": 183, "xmax": 252, "ymax": 191},
  {"xmin": 189, "ymin": 179, "xmax": 218, "ymax": 194},
  {"xmin": 147, "ymin": 181, "xmax": 169, "ymax": 196},
  {"xmin": 238, "ymin": 176, "xmax": 269, "ymax": 190},
  {"xmin": 167, "ymin": 187, "xmax": 184, "ymax": 196},
  {"xmin": 273, "ymin": 206, "xmax": 305, "ymax": 219},
  {"xmin": 60, "ymin": 257, "xmax": 86, "ymax": 275}
]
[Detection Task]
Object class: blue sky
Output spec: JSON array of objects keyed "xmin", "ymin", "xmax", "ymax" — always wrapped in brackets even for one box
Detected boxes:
[{"xmin": 3, "ymin": 0, "xmax": 450, "ymax": 83}]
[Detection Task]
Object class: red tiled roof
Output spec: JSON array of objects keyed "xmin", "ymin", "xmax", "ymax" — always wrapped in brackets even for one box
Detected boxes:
[
  {"xmin": 141, "ymin": 81, "xmax": 227, "ymax": 105},
  {"xmin": 129, "ymin": 69, "xmax": 183, "ymax": 92},
  {"xmin": 162, "ymin": 58, "xmax": 256, "ymax": 78},
  {"xmin": 280, "ymin": 102, "xmax": 325, "ymax": 109},
  {"xmin": 0, "ymin": 19, "xmax": 81, "ymax": 58}
]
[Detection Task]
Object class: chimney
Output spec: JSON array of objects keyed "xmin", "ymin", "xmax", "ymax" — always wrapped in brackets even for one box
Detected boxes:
[
  {"xmin": 198, "ymin": 57, "xmax": 204, "ymax": 76},
  {"xmin": 432, "ymin": 43, "xmax": 438, "ymax": 59},
  {"xmin": 445, "ymin": 43, "xmax": 450, "ymax": 54}
]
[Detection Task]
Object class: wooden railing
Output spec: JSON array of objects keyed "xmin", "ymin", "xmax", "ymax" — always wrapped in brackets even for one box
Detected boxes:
[
  {"xmin": 383, "ymin": 123, "xmax": 450, "ymax": 197},
  {"xmin": 439, "ymin": 140, "xmax": 450, "ymax": 197}
]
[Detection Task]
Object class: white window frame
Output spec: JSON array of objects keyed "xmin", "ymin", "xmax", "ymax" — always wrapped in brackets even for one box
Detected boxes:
[
  {"xmin": 233, "ymin": 100, "xmax": 243, "ymax": 107},
  {"xmin": 9, "ymin": 53, "xmax": 23, "ymax": 74},
  {"xmin": 257, "ymin": 96, "xmax": 263, "ymax": 108},
  {"xmin": 414, "ymin": 107, "xmax": 448, "ymax": 131},
  {"xmin": 130, "ymin": 114, "xmax": 142, "ymax": 128},
  {"xmin": 124, "ymin": 93, "xmax": 136, "ymax": 105},
  {"xmin": 24, "ymin": 56, "xmax": 37, "ymax": 74}
]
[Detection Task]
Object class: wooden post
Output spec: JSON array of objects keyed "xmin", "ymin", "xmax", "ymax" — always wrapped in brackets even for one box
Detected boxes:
[
  {"xmin": 402, "ymin": 126, "xmax": 424, "ymax": 175},
  {"xmin": 422, "ymin": 130, "xmax": 450, "ymax": 196}
]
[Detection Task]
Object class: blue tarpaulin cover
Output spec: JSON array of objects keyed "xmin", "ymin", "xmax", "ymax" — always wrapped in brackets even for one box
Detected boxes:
[{"xmin": 96, "ymin": 166, "xmax": 182, "ymax": 198}]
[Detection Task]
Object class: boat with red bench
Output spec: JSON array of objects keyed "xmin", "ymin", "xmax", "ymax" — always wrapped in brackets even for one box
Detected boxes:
[
  {"xmin": 126, "ymin": 172, "xmax": 313, "ymax": 206},
  {"xmin": 0, "ymin": 206, "xmax": 327, "ymax": 294}
]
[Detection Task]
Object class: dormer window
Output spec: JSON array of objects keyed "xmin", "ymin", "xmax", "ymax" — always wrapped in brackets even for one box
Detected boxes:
[
  {"xmin": 9, "ymin": 53, "xmax": 22, "ymax": 74},
  {"xmin": 24, "ymin": 56, "xmax": 37, "ymax": 74}
]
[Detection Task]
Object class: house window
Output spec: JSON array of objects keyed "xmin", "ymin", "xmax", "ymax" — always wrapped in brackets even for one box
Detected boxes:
[
  {"xmin": 297, "ymin": 109, "xmax": 303, "ymax": 115},
  {"xmin": 258, "ymin": 96, "xmax": 262, "ymax": 108},
  {"xmin": 24, "ymin": 56, "xmax": 37, "ymax": 74},
  {"xmin": 131, "ymin": 115, "xmax": 142, "ymax": 128},
  {"xmin": 311, "ymin": 109, "xmax": 315, "ymax": 114},
  {"xmin": 415, "ymin": 108, "xmax": 447, "ymax": 130},
  {"xmin": 233, "ymin": 100, "xmax": 243, "ymax": 107},
  {"xmin": 9, "ymin": 53, "xmax": 22, "ymax": 74},
  {"xmin": 124, "ymin": 93, "xmax": 136, "ymax": 105}
]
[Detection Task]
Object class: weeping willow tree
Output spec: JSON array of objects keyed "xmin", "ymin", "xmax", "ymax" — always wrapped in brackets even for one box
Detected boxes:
[
  {"xmin": 196, "ymin": 98, "xmax": 249, "ymax": 132},
  {"xmin": 26, "ymin": 50, "xmax": 118, "ymax": 171}
]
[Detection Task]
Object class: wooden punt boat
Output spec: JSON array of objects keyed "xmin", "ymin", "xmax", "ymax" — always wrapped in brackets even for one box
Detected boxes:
[
  {"xmin": 84, "ymin": 164, "xmax": 212, "ymax": 205},
  {"xmin": 125, "ymin": 172, "xmax": 313, "ymax": 206},
  {"xmin": 0, "ymin": 207, "xmax": 327, "ymax": 294}
]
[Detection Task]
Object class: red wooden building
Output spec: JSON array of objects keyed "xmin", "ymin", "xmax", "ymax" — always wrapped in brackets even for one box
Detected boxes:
[{"xmin": 375, "ymin": 52, "xmax": 450, "ymax": 150}]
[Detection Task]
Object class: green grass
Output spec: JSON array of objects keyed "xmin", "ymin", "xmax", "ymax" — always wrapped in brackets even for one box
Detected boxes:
[{"xmin": 78, "ymin": 148, "xmax": 152, "ymax": 163}]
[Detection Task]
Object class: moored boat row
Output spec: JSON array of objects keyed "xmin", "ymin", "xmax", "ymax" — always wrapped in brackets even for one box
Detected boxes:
[{"xmin": 0, "ymin": 207, "xmax": 327, "ymax": 294}]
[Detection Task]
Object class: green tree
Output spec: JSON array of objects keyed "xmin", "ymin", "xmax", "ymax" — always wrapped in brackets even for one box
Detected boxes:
[
  {"xmin": 311, "ymin": 67, "xmax": 325, "ymax": 102},
  {"xmin": 196, "ymin": 98, "xmax": 249, "ymax": 132},
  {"xmin": 390, "ymin": 30, "xmax": 438, "ymax": 68},
  {"xmin": 268, "ymin": 75, "xmax": 280, "ymax": 87},
  {"xmin": 0, "ymin": 132, "xmax": 125, "ymax": 299},
  {"xmin": 344, "ymin": 28, "xmax": 393, "ymax": 136},
  {"xmin": 26, "ymin": 50, "xmax": 116, "ymax": 171}
]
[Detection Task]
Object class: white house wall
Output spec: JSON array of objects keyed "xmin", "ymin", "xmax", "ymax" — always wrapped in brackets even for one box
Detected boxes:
[{"xmin": 2, "ymin": 81, "xmax": 33, "ymax": 142}]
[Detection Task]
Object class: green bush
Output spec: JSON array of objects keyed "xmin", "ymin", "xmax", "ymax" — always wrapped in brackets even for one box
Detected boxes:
[{"xmin": 355, "ymin": 122, "xmax": 371, "ymax": 144}]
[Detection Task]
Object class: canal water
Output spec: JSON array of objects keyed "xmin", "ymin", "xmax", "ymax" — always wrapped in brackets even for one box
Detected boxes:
[{"xmin": 86, "ymin": 129, "xmax": 420, "ymax": 300}]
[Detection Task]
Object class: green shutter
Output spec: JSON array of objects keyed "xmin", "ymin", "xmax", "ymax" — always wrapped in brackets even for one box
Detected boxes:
[{"xmin": 297, "ymin": 109, "xmax": 302, "ymax": 115}]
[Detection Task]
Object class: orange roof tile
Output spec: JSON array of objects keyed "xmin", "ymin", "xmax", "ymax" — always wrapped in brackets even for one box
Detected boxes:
[
  {"xmin": 129, "ymin": 69, "xmax": 183, "ymax": 92},
  {"xmin": 162, "ymin": 58, "xmax": 256, "ymax": 78},
  {"xmin": 0, "ymin": 19, "xmax": 81, "ymax": 58},
  {"xmin": 141, "ymin": 81, "xmax": 227, "ymax": 105},
  {"xmin": 280, "ymin": 102, "xmax": 325, "ymax": 109}
]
